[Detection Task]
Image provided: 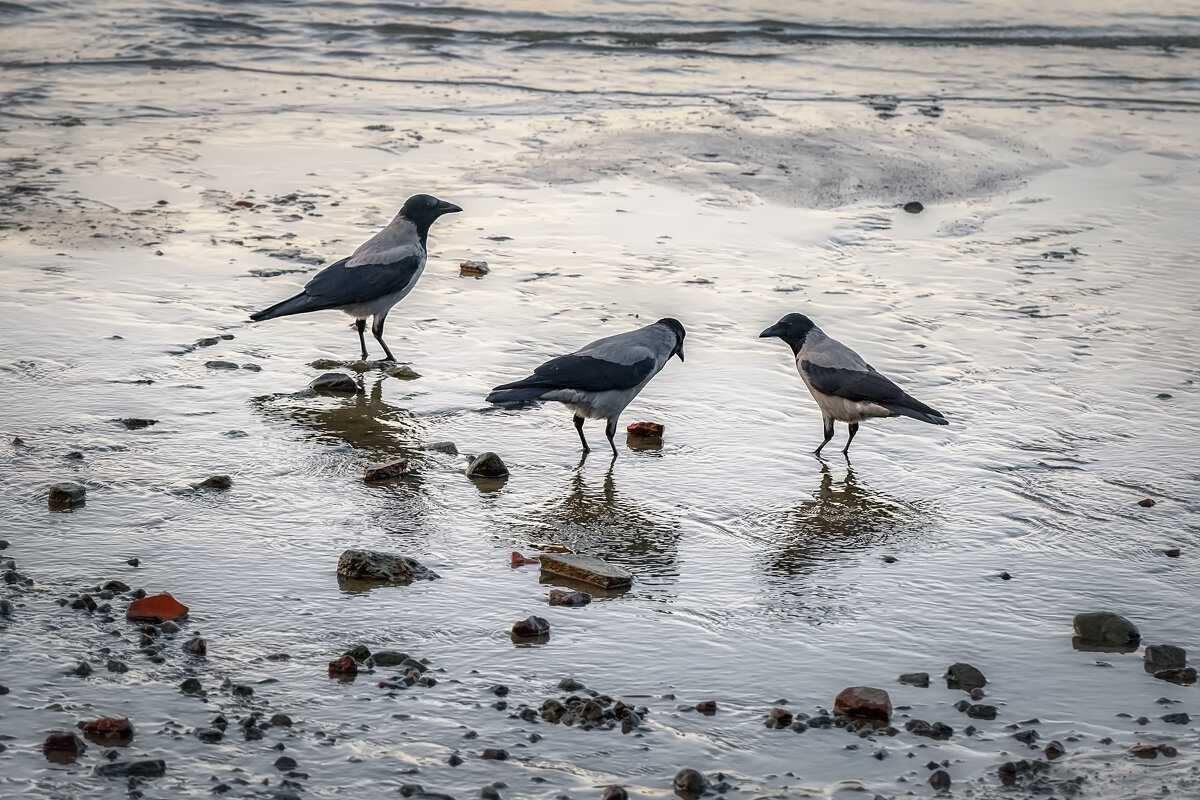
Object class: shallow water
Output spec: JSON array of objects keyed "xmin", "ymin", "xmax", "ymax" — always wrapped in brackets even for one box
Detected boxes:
[{"xmin": 2, "ymin": 0, "xmax": 1200, "ymax": 798}]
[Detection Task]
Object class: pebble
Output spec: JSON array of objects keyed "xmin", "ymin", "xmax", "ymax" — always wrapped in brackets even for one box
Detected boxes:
[
  {"xmin": 548, "ymin": 588, "xmax": 591, "ymax": 606},
  {"xmin": 198, "ymin": 475, "xmax": 232, "ymax": 490},
  {"xmin": 372, "ymin": 650, "xmax": 408, "ymax": 666},
  {"xmin": 1154, "ymin": 667, "xmax": 1197, "ymax": 685},
  {"xmin": 0, "ymin": 599, "xmax": 12, "ymax": 617},
  {"xmin": 205, "ymin": 360, "xmax": 240, "ymax": 370},
  {"xmin": 423, "ymin": 441, "xmax": 458, "ymax": 455},
  {"xmin": 1137, "ymin": 498, "xmax": 1156, "ymax": 507},
  {"xmin": 834, "ymin": 686, "xmax": 892, "ymax": 722},
  {"xmin": 336, "ymin": 549, "xmax": 439, "ymax": 584},
  {"xmin": 180, "ymin": 678, "xmax": 204, "ymax": 695},
  {"xmin": 94, "ymin": 759, "xmax": 167, "ymax": 777},
  {"xmin": 42, "ymin": 730, "xmax": 87, "ymax": 762},
  {"xmin": 48, "ymin": 481, "xmax": 86, "ymax": 508},
  {"xmin": 511, "ymin": 615, "xmax": 551, "ymax": 638},
  {"xmin": 929, "ymin": 769, "xmax": 951, "ymax": 791},
  {"xmin": 1073, "ymin": 611, "xmax": 1141, "ymax": 648},
  {"xmin": 270, "ymin": 713, "xmax": 293, "ymax": 727},
  {"xmin": 459, "ymin": 260, "xmax": 490, "ymax": 276},
  {"xmin": 903, "ymin": 201, "xmax": 925, "ymax": 214},
  {"xmin": 106, "ymin": 659, "xmax": 128, "ymax": 673},
  {"xmin": 695, "ymin": 700, "xmax": 718, "ymax": 716},
  {"xmin": 1162, "ymin": 712, "xmax": 1190, "ymax": 725},
  {"xmin": 309, "ymin": 372, "xmax": 358, "ymax": 393},
  {"xmin": 328, "ymin": 656, "xmax": 358, "ymax": 679},
  {"xmin": 127, "ymin": 558, "xmax": 140, "ymax": 567},
  {"xmin": 1144, "ymin": 644, "xmax": 1187, "ymax": 670},
  {"xmin": 967, "ymin": 704, "xmax": 998, "ymax": 720},
  {"xmin": 600, "ymin": 787, "xmax": 629, "ymax": 800},
  {"xmin": 626, "ymin": 421, "xmax": 664, "ymax": 437},
  {"xmin": 183, "ymin": 637, "xmax": 207, "ymax": 656},
  {"xmin": 1162, "ymin": 548, "xmax": 1181, "ymax": 557},
  {"xmin": 481, "ymin": 748, "xmax": 508, "ymax": 760},
  {"xmin": 673, "ymin": 768, "xmax": 707, "ymax": 796},
  {"xmin": 466, "ymin": 452, "xmax": 509, "ymax": 479},
  {"xmin": 905, "ymin": 719, "xmax": 953, "ymax": 740},
  {"xmin": 274, "ymin": 756, "xmax": 298, "ymax": 771},
  {"xmin": 1014, "ymin": 729, "xmax": 1040, "ymax": 745},
  {"xmin": 0, "ymin": 540, "xmax": 8, "ymax": 549},
  {"xmin": 480, "ymin": 787, "xmax": 501, "ymax": 800},
  {"xmin": 364, "ymin": 460, "xmax": 409, "ymax": 481},
  {"xmin": 119, "ymin": 418, "xmax": 157, "ymax": 429},
  {"xmin": 898, "ymin": 672, "xmax": 930, "ymax": 687},
  {"xmin": 945, "ymin": 663, "xmax": 987, "ymax": 691},
  {"xmin": 83, "ymin": 717, "xmax": 135, "ymax": 746},
  {"xmin": 1044, "ymin": 740, "xmax": 1065, "ymax": 760},
  {"xmin": 764, "ymin": 707, "xmax": 793, "ymax": 729},
  {"xmin": 196, "ymin": 727, "xmax": 223, "ymax": 743}
]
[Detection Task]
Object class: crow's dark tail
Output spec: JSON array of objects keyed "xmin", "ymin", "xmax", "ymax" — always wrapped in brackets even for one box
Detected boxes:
[
  {"xmin": 249, "ymin": 292, "xmax": 323, "ymax": 322},
  {"xmin": 882, "ymin": 403, "xmax": 949, "ymax": 425},
  {"xmin": 485, "ymin": 385, "xmax": 550, "ymax": 405}
]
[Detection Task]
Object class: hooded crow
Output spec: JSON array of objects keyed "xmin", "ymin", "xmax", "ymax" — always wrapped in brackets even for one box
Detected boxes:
[
  {"xmin": 759, "ymin": 313, "xmax": 947, "ymax": 456},
  {"xmin": 250, "ymin": 193, "xmax": 461, "ymax": 361},
  {"xmin": 486, "ymin": 318, "xmax": 686, "ymax": 456}
]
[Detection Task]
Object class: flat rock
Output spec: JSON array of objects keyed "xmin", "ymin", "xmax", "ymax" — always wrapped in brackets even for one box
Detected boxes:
[
  {"xmin": 48, "ymin": 481, "xmax": 86, "ymax": 508},
  {"xmin": 1074, "ymin": 611, "xmax": 1140, "ymax": 649},
  {"xmin": 459, "ymin": 260, "xmax": 490, "ymax": 276},
  {"xmin": 898, "ymin": 672, "xmax": 930, "ymax": 687},
  {"xmin": 539, "ymin": 553, "xmax": 633, "ymax": 590},
  {"xmin": 118, "ymin": 418, "xmax": 157, "ymax": 429},
  {"xmin": 945, "ymin": 663, "xmax": 987, "ymax": 691},
  {"xmin": 466, "ymin": 451, "xmax": 509, "ymax": 479},
  {"xmin": 834, "ymin": 686, "xmax": 892, "ymax": 722},
  {"xmin": 372, "ymin": 650, "xmax": 408, "ymax": 666},
  {"xmin": 386, "ymin": 364, "xmax": 421, "ymax": 379},
  {"xmin": 204, "ymin": 360, "xmax": 240, "ymax": 370},
  {"xmin": 309, "ymin": 372, "xmax": 358, "ymax": 393},
  {"xmin": 1154, "ymin": 667, "xmax": 1197, "ymax": 685},
  {"xmin": 364, "ymin": 460, "xmax": 409, "ymax": 481},
  {"xmin": 94, "ymin": 759, "xmax": 166, "ymax": 777},
  {"xmin": 1144, "ymin": 644, "xmax": 1187, "ymax": 670},
  {"xmin": 336, "ymin": 549, "xmax": 439, "ymax": 584}
]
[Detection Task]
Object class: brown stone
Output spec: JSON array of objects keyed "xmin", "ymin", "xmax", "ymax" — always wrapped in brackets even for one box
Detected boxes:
[
  {"xmin": 459, "ymin": 260, "xmax": 490, "ymax": 276},
  {"xmin": 1154, "ymin": 667, "xmax": 1197, "ymax": 685},
  {"xmin": 1138, "ymin": 498, "xmax": 1156, "ymax": 507},
  {"xmin": 511, "ymin": 615, "xmax": 550, "ymax": 638},
  {"xmin": 126, "ymin": 593, "xmax": 188, "ymax": 623},
  {"xmin": 1044, "ymin": 740, "xmax": 1065, "ymax": 760},
  {"xmin": 42, "ymin": 731, "xmax": 87, "ymax": 763},
  {"xmin": 364, "ymin": 460, "xmax": 409, "ymax": 481},
  {"xmin": 328, "ymin": 656, "xmax": 358, "ymax": 680},
  {"xmin": 538, "ymin": 553, "xmax": 633, "ymax": 590},
  {"xmin": 547, "ymin": 588, "xmax": 591, "ymax": 606},
  {"xmin": 834, "ymin": 686, "xmax": 892, "ymax": 723},
  {"xmin": 1131, "ymin": 744, "xmax": 1159, "ymax": 759},
  {"xmin": 695, "ymin": 700, "xmax": 717, "ymax": 716},
  {"xmin": 626, "ymin": 421, "xmax": 664, "ymax": 437},
  {"xmin": 764, "ymin": 707, "xmax": 793, "ymax": 728},
  {"xmin": 82, "ymin": 717, "xmax": 135, "ymax": 746}
]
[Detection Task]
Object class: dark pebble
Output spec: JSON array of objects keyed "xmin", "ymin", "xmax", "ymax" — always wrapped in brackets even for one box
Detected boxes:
[
  {"xmin": 511, "ymin": 616, "xmax": 550, "ymax": 638},
  {"xmin": 1162, "ymin": 712, "xmax": 1190, "ymax": 725},
  {"xmin": 448, "ymin": 753, "xmax": 464, "ymax": 766},
  {"xmin": 183, "ymin": 637, "xmax": 207, "ymax": 656},
  {"xmin": 999, "ymin": 571, "xmax": 1012, "ymax": 580},
  {"xmin": 967, "ymin": 704, "xmax": 997, "ymax": 720},
  {"xmin": 1044, "ymin": 740, "xmax": 1065, "ymax": 759},
  {"xmin": 481, "ymin": 787, "xmax": 502, "ymax": 800},
  {"xmin": 1014, "ymin": 729, "xmax": 1040, "ymax": 745},
  {"xmin": 180, "ymin": 678, "xmax": 204, "ymax": 695},
  {"xmin": 929, "ymin": 769, "xmax": 951, "ymax": 791},
  {"xmin": 898, "ymin": 672, "xmax": 930, "ymax": 688},
  {"xmin": 274, "ymin": 756, "xmax": 298, "ymax": 771},
  {"xmin": 42, "ymin": 731, "xmax": 87, "ymax": 762},
  {"xmin": 673, "ymin": 768, "xmax": 707, "ymax": 796},
  {"xmin": 231, "ymin": 684, "xmax": 253, "ymax": 697},
  {"xmin": 558, "ymin": 678, "xmax": 586, "ymax": 691},
  {"xmin": 601, "ymin": 786, "xmax": 629, "ymax": 800},
  {"xmin": 196, "ymin": 727, "xmax": 223, "ymax": 743},
  {"xmin": 94, "ymin": 758, "xmax": 167, "ymax": 777},
  {"xmin": 270, "ymin": 713, "xmax": 293, "ymax": 727},
  {"xmin": 106, "ymin": 659, "xmax": 129, "ymax": 673},
  {"xmin": 695, "ymin": 700, "xmax": 718, "ymax": 716},
  {"xmin": 1162, "ymin": 548, "xmax": 1181, "ymax": 557},
  {"xmin": 903, "ymin": 201, "xmax": 924, "ymax": 214},
  {"xmin": 491, "ymin": 684, "xmax": 509, "ymax": 697},
  {"xmin": 764, "ymin": 707, "xmax": 793, "ymax": 729},
  {"xmin": 127, "ymin": 558, "xmax": 140, "ymax": 567},
  {"xmin": 1137, "ymin": 498, "xmax": 1156, "ymax": 507},
  {"xmin": 1154, "ymin": 667, "xmax": 1198, "ymax": 685},
  {"xmin": 481, "ymin": 748, "xmax": 508, "ymax": 760}
]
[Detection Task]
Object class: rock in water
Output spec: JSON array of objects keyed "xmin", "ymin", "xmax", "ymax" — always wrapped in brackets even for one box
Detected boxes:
[
  {"xmin": 929, "ymin": 769, "xmax": 951, "ymax": 790},
  {"xmin": 945, "ymin": 663, "xmax": 987, "ymax": 691},
  {"xmin": 673, "ymin": 768, "xmax": 707, "ymax": 797},
  {"xmin": 48, "ymin": 481, "xmax": 86, "ymax": 509},
  {"xmin": 1144, "ymin": 644, "xmax": 1187, "ymax": 670},
  {"xmin": 601, "ymin": 786, "xmax": 629, "ymax": 800},
  {"xmin": 511, "ymin": 616, "xmax": 550, "ymax": 638},
  {"xmin": 1073, "ymin": 612, "xmax": 1140, "ymax": 648},
  {"xmin": 423, "ymin": 441, "xmax": 458, "ymax": 455},
  {"xmin": 1153, "ymin": 667, "xmax": 1197, "ymax": 685},
  {"xmin": 126, "ymin": 593, "xmax": 189, "ymax": 623},
  {"xmin": 204, "ymin": 360, "xmax": 239, "ymax": 370},
  {"xmin": 82, "ymin": 717, "xmax": 135, "ymax": 746},
  {"xmin": 904, "ymin": 201, "xmax": 925, "ymax": 214},
  {"xmin": 118, "ymin": 418, "xmax": 157, "ymax": 430},
  {"xmin": 834, "ymin": 686, "xmax": 892, "ymax": 723},
  {"xmin": 198, "ymin": 475, "xmax": 232, "ymax": 490},
  {"xmin": 328, "ymin": 656, "xmax": 358, "ymax": 680},
  {"xmin": 459, "ymin": 260, "xmax": 490, "ymax": 276},
  {"xmin": 898, "ymin": 672, "xmax": 930, "ymax": 687},
  {"xmin": 42, "ymin": 731, "xmax": 87, "ymax": 763},
  {"xmin": 309, "ymin": 372, "xmax": 358, "ymax": 393},
  {"xmin": 1044, "ymin": 740, "xmax": 1066, "ymax": 760},
  {"xmin": 336, "ymin": 549, "xmax": 439, "ymax": 584},
  {"xmin": 539, "ymin": 553, "xmax": 633, "ymax": 590},
  {"xmin": 466, "ymin": 452, "xmax": 509, "ymax": 479},
  {"xmin": 627, "ymin": 421, "xmax": 664, "ymax": 437},
  {"xmin": 95, "ymin": 759, "xmax": 167, "ymax": 777},
  {"xmin": 548, "ymin": 588, "xmax": 591, "ymax": 607},
  {"xmin": 364, "ymin": 460, "xmax": 409, "ymax": 482}
]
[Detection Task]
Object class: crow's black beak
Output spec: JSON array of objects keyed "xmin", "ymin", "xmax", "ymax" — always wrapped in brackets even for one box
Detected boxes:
[
  {"xmin": 437, "ymin": 201, "xmax": 463, "ymax": 215},
  {"xmin": 675, "ymin": 342, "xmax": 685, "ymax": 363},
  {"xmin": 759, "ymin": 324, "xmax": 780, "ymax": 339}
]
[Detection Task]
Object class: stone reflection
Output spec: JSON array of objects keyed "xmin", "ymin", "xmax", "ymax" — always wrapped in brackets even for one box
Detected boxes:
[
  {"xmin": 760, "ymin": 463, "xmax": 933, "ymax": 581},
  {"xmin": 251, "ymin": 374, "xmax": 422, "ymax": 457},
  {"xmin": 513, "ymin": 459, "xmax": 682, "ymax": 582}
]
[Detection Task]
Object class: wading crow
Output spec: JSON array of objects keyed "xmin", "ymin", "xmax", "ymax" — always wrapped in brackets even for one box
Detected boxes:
[
  {"xmin": 250, "ymin": 193, "xmax": 461, "ymax": 361},
  {"xmin": 486, "ymin": 318, "xmax": 686, "ymax": 456},
  {"xmin": 759, "ymin": 313, "xmax": 947, "ymax": 456}
]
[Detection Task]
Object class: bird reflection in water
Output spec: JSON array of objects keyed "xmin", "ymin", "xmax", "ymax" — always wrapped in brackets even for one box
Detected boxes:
[
  {"xmin": 760, "ymin": 463, "xmax": 934, "ymax": 582},
  {"xmin": 252, "ymin": 373, "xmax": 423, "ymax": 457},
  {"xmin": 515, "ymin": 457, "xmax": 682, "ymax": 583}
]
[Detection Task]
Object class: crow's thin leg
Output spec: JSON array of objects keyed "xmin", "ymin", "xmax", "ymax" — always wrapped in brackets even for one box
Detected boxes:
[
  {"xmin": 842, "ymin": 422, "xmax": 860, "ymax": 457},
  {"xmin": 356, "ymin": 319, "xmax": 369, "ymax": 361},
  {"xmin": 371, "ymin": 314, "xmax": 396, "ymax": 361},
  {"xmin": 814, "ymin": 415, "xmax": 835, "ymax": 457},
  {"xmin": 605, "ymin": 418, "xmax": 619, "ymax": 457},
  {"xmin": 574, "ymin": 415, "xmax": 590, "ymax": 452}
]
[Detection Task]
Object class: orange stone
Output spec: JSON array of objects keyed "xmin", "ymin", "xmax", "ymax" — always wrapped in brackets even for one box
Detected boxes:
[
  {"xmin": 627, "ymin": 421, "xmax": 664, "ymax": 437},
  {"xmin": 83, "ymin": 717, "xmax": 135, "ymax": 746},
  {"xmin": 125, "ymin": 593, "xmax": 188, "ymax": 624}
]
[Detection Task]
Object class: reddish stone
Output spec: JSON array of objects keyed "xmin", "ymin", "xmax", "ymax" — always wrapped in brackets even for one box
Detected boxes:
[
  {"xmin": 1138, "ymin": 498, "xmax": 1157, "ymax": 507},
  {"xmin": 510, "ymin": 551, "xmax": 540, "ymax": 566},
  {"xmin": 126, "ymin": 593, "xmax": 188, "ymax": 624},
  {"xmin": 183, "ymin": 636, "xmax": 207, "ymax": 656},
  {"xmin": 1159, "ymin": 744, "xmax": 1179, "ymax": 757},
  {"xmin": 695, "ymin": 700, "xmax": 718, "ymax": 716},
  {"xmin": 764, "ymin": 707, "xmax": 793, "ymax": 729},
  {"xmin": 1131, "ymin": 744, "xmax": 1159, "ymax": 758},
  {"xmin": 834, "ymin": 686, "xmax": 892, "ymax": 723},
  {"xmin": 233, "ymin": 200, "xmax": 254, "ymax": 208},
  {"xmin": 626, "ymin": 421, "xmax": 664, "ymax": 437},
  {"xmin": 83, "ymin": 717, "xmax": 135, "ymax": 746},
  {"xmin": 364, "ymin": 460, "xmax": 409, "ymax": 482},
  {"xmin": 511, "ymin": 615, "xmax": 550, "ymax": 638},
  {"xmin": 42, "ymin": 731, "xmax": 87, "ymax": 762},
  {"xmin": 328, "ymin": 656, "xmax": 358, "ymax": 680}
]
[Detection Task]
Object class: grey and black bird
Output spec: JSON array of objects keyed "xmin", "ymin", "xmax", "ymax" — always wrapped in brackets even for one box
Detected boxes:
[
  {"xmin": 759, "ymin": 313, "xmax": 947, "ymax": 456},
  {"xmin": 249, "ymin": 193, "xmax": 461, "ymax": 361},
  {"xmin": 486, "ymin": 318, "xmax": 686, "ymax": 456}
]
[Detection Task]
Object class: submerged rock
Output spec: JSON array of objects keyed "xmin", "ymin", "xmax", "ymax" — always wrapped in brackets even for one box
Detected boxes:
[
  {"xmin": 126, "ymin": 593, "xmax": 188, "ymax": 623},
  {"xmin": 386, "ymin": 364, "xmax": 421, "ymax": 379},
  {"xmin": 906, "ymin": 719, "xmax": 953, "ymax": 740},
  {"xmin": 626, "ymin": 421, "xmax": 664, "ymax": 437},
  {"xmin": 197, "ymin": 475, "xmax": 232, "ymax": 490},
  {"xmin": 548, "ymin": 588, "xmax": 592, "ymax": 607},
  {"xmin": 1153, "ymin": 667, "xmax": 1197, "ymax": 685},
  {"xmin": 764, "ymin": 707, "xmax": 793, "ymax": 729},
  {"xmin": 82, "ymin": 717, "xmax": 135, "ymax": 746},
  {"xmin": 204, "ymin": 360, "xmax": 240, "ymax": 370},
  {"xmin": 466, "ymin": 452, "xmax": 509, "ymax": 479},
  {"xmin": 945, "ymin": 663, "xmax": 987, "ymax": 691},
  {"xmin": 929, "ymin": 769, "xmax": 951, "ymax": 791},
  {"xmin": 1044, "ymin": 740, "xmax": 1066, "ymax": 760},
  {"xmin": 336, "ymin": 549, "xmax": 439, "ymax": 584},
  {"xmin": 1073, "ymin": 611, "xmax": 1140, "ymax": 649},
  {"xmin": 48, "ymin": 481, "xmax": 86, "ymax": 509},
  {"xmin": 898, "ymin": 672, "xmax": 930, "ymax": 687},
  {"xmin": 94, "ymin": 759, "xmax": 166, "ymax": 777},
  {"xmin": 834, "ymin": 686, "xmax": 892, "ymax": 723},
  {"xmin": 423, "ymin": 441, "xmax": 458, "ymax": 456},
  {"xmin": 364, "ymin": 460, "xmax": 409, "ymax": 482},
  {"xmin": 511, "ymin": 615, "xmax": 550, "ymax": 638},
  {"xmin": 328, "ymin": 656, "xmax": 358, "ymax": 680},
  {"xmin": 539, "ymin": 553, "xmax": 633, "ymax": 590},
  {"xmin": 1144, "ymin": 644, "xmax": 1187, "ymax": 670},
  {"xmin": 372, "ymin": 650, "xmax": 408, "ymax": 666},
  {"xmin": 459, "ymin": 259, "xmax": 490, "ymax": 276},
  {"xmin": 673, "ymin": 768, "xmax": 708, "ymax": 797},
  {"xmin": 118, "ymin": 418, "xmax": 157, "ymax": 430},
  {"xmin": 43, "ymin": 731, "xmax": 87, "ymax": 762}
]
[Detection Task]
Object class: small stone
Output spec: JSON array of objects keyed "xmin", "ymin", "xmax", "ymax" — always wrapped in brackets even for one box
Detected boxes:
[
  {"xmin": 180, "ymin": 678, "xmax": 204, "ymax": 695},
  {"xmin": 70, "ymin": 660, "xmax": 94, "ymax": 677},
  {"xmin": 0, "ymin": 540, "xmax": 7, "ymax": 549},
  {"xmin": 1154, "ymin": 667, "xmax": 1197, "ymax": 685},
  {"xmin": 183, "ymin": 636, "xmax": 207, "ymax": 656},
  {"xmin": 127, "ymin": 558, "xmax": 140, "ymax": 567},
  {"xmin": 548, "ymin": 588, "xmax": 591, "ymax": 606},
  {"xmin": 198, "ymin": 475, "xmax": 232, "ymax": 490},
  {"xmin": 231, "ymin": 683, "xmax": 253, "ymax": 697},
  {"xmin": 511, "ymin": 615, "xmax": 550, "ymax": 638},
  {"xmin": 898, "ymin": 672, "xmax": 930, "ymax": 687},
  {"xmin": 1014, "ymin": 729, "xmax": 1040, "ymax": 745},
  {"xmin": 480, "ymin": 787, "xmax": 501, "ymax": 800},
  {"xmin": 82, "ymin": 717, "xmax": 135, "ymax": 746},
  {"xmin": 929, "ymin": 769, "xmax": 951, "ymax": 791},
  {"xmin": 1131, "ymin": 743, "xmax": 1159, "ymax": 759},
  {"xmin": 102, "ymin": 580, "xmax": 130, "ymax": 592},
  {"xmin": 423, "ymin": 441, "xmax": 458, "ymax": 455},
  {"xmin": 626, "ymin": 421, "xmax": 664, "ymax": 437},
  {"xmin": 966, "ymin": 704, "xmax": 997, "ymax": 720},
  {"xmin": 459, "ymin": 260, "xmax": 490, "ymax": 276},
  {"xmin": 1136, "ymin": 715, "xmax": 1150, "ymax": 725},
  {"xmin": 834, "ymin": 686, "xmax": 892, "ymax": 723},
  {"xmin": 345, "ymin": 644, "xmax": 371, "ymax": 661},
  {"xmin": 558, "ymin": 677, "xmax": 586, "ymax": 691},
  {"xmin": 905, "ymin": 719, "xmax": 953, "ymax": 740},
  {"xmin": 71, "ymin": 594, "xmax": 98, "ymax": 612},
  {"xmin": 106, "ymin": 659, "xmax": 128, "ymax": 673},
  {"xmin": 481, "ymin": 748, "xmax": 508, "ymax": 760},
  {"xmin": 43, "ymin": 731, "xmax": 87, "ymax": 762},
  {"xmin": 903, "ymin": 201, "xmax": 925, "ymax": 214},
  {"xmin": 1162, "ymin": 548, "xmax": 1181, "ymax": 557},
  {"xmin": 48, "ymin": 481, "xmax": 86, "ymax": 508},
  {"xmin": 126, "ymin": 593, "xmax": 188, "ymax": 623},
  {"xmin": 118, "ymin": 418, "xmax": 157, "ymax": 429},
  {"xmin": 386, "ymin": 364, "xmax": 421, "ymax": 379},
  {"xmin": 364, "ymin": 460, "xmax": 409, "ymax": 481},
  {"xmin": 196, "ymin": 727, "xmax": 223, "ymax": 743},
  {"xmin": 270, "ymin": 713, "xmax": 293, "ymax": 727},
  {"xmin": 274, "ymin": 756, "xmax": 298, "ymax": 771},
  {"xmin": 673, "ymin": 768, "xmax": 707, "ymax": 796},
  {"xmin": 336, "ymin": 548, "xmax": 439, "ymax": 584},
  {"xmin": 695, "ymin": 700, "xmax": 718, "ymax": 716},
  {"xmin": 466, "ymin": 452, "xmax": 509, "ymax": 479},
  {"xmin": 448, "ymin": 753, "xmax": 463, "ymax": 766},
  {"xmin": 205, "ymin": 360, "xmax": 240, "ymax": 370},
  {"xmin": 969, "ymin": 687, "xmax": 986, "ymax": 700},
  {"xmin": 881, "ymin": 554, "xmax": 897, "ymax": 563},
  {"xmin": 328, "ymin": 656, "xmax": 358, "ymax": 679},
  {"xmin": 764, "ymin": 707, "xmax": 793, "ymax": 729},
  {"xmin": 1144, "ymin": 644, "xmax": 1187, "ymax": 670},
  {"xmin": 1162, "ymin": 712, "xmax": 1190, "ymax": 725},
  {"xmin": 999, "ymin": 571, "xmax": 1013, "ymax": 580},
  {"xmin": 94, "ymin": 759, "xmax": 167, "ymax": 777},
  {"xmin": 1073, "ymin": 612, "xmax": 1140, "ymax": 648},
  {"xmin": 945, "ymin": 663, "xmax": 987, "ymax": 691},
  {"xmin": 1138, "ymin": 498, "xmax": 1156, "ymax": 507},
  {"xmin": 539, "ymin": 553, "xmax": 633, "ymax": 590},
  {"xmin": 0, "ymin": 599, "xmax": 13, "ymax": 617},
  {"xmin": 1159, "ymin": 744, "xmax": 1179, "ymax": 757},
  {"xmin": 601, "ymin": 786, "xmax": 629, "ymax": 800},
  {"xmin": 309, "ymin": 372, "xmax": 358, "ymax": 393},
  {"xmin": 372, "ymin": 650, "xmax": 407, "ymax": 666}
]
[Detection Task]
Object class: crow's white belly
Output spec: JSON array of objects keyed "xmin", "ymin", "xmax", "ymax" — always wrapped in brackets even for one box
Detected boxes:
[{"xmin": 807, "ymin": 387, "xmax": 892, "ymax": 423}]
